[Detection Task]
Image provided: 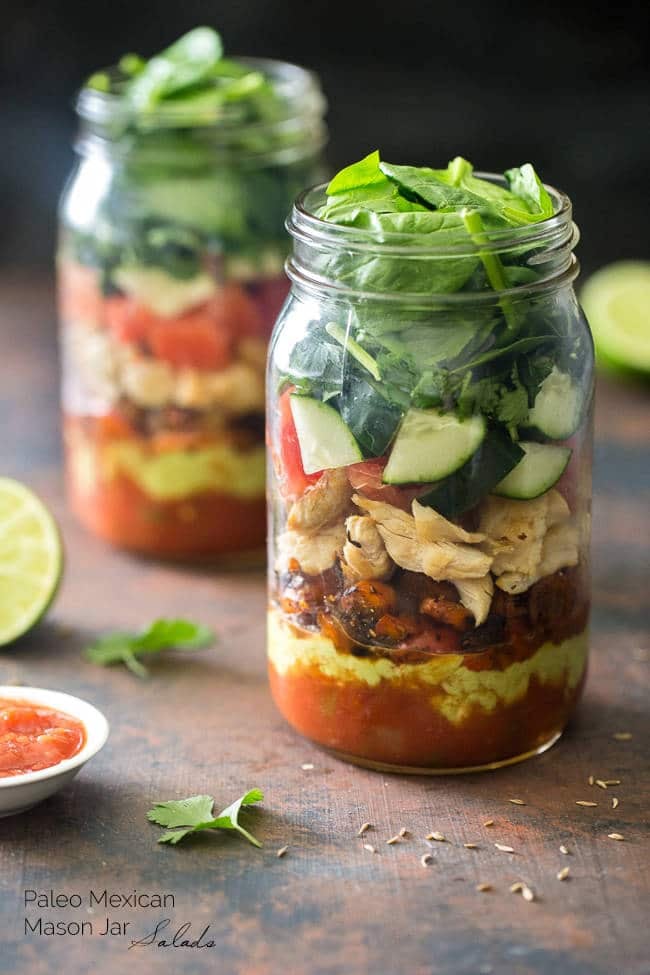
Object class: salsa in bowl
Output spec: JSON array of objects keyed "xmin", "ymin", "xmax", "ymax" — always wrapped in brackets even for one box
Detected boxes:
[{"xmin": 0, "ymin": 687, "xmax": 109, "ymax": 816}]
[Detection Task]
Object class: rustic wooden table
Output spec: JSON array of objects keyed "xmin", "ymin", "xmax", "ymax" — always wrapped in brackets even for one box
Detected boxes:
[{"xmin": 1, "ymin": 272, "xmax": 648, "ymax": 975}]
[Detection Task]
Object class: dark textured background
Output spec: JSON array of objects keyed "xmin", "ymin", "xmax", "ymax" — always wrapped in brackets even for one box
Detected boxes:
[{"xmin": 1, "ymin": 0, "xmax": 648, "ymax": 272}]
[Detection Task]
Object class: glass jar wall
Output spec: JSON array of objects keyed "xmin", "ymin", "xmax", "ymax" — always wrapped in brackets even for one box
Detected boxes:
[
  {"xmin": 267, "ymin": 175, "xmax": 593, "ymax": 773},
  {"xmin": 58, "ymin": 56, "xmax": 326, "ymax": 558}
]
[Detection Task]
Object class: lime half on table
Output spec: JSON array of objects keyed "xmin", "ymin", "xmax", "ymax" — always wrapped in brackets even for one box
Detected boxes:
[
  {"xmin": 0, "ymin": 478, "xmax": 63, "ymax": 647},
  {"xmin": 581, "ymin": 261, "xmax": 650, "ymax": 376}
]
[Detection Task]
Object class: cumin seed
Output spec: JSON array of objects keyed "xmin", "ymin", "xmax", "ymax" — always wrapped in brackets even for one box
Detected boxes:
[
  {"xmin": 421, "ymin": 853, "xmax": 433, "ymax": 867},
  {"xmin": 607, "ymin": 833, "xmax": 625, "ymax": 841},
  {"xmin": 509, "ymin": 881, "xmax": 524, "ymax": 893},
  {"xmin": 521, "ymin": 885, "xmax": 535, "ymax": 902},
  {"xmin": 508, "ymin": 799, "xmax": 526, "ymax": 805},
  {"xmin": 588, "ymin": 775, "xmax": 595, "ymax": 786},
  {"xmin": 575, "ymin": 801, "xmax": 598, "ymax": 807},
  {"xmin": 495, "ymin": 843, "xmax": 515, "ymax": 853},
  {"xmin": 603, "ymin": 779, "xmax": 621, "ymax": 786},
  {"xmin": 483, "ymin": 820, "xmax": 494, "ymax": 827},
  {"xmin": 557, "ymin": 866, "xmax": 570, "ymax": 880},
  {"xmin": 426, "ymin": 832, "xmax": 446, "ymax": 842},
  {"xmin": 399, "ymin": 827, "xmax": 409, "ymax": 838},
  {"xmin": 301, "ymin": 763, "xmax": 314, "ymax": 770},
  {"xmin": 357, "ymin": 822, "xmax": 372, "ymax": 836},
  {"xmin": 595, "ymin": 780, "xmax": 608, "ymax": 789},
  {"xmin": 363, "ymin": 843, "xmax": 377, "ymax": 853},
  {"xmin": 386, "ymin": 835, "xmax": 401, "ymax": 845},
  {"xmin": 276, "ymin": 846, "xmax": 289, "ymax": 858},
  {"xmin": 464, "ymin": 843, "xmax": 478, "ymax": 849},
  {"xmin": 559, "ymin": 845, "xmax": 571, "ymax": 855},
  {"xmin": 612, "ymin": 797, "xmax": 619, "ymax": 809},
  {"xmin": 612, "ymin": 732, "xmax": 632, "ymax": 741},
  {"xmin": 476, "ymin": 883, "xmax": 492, "ymax": 892}
]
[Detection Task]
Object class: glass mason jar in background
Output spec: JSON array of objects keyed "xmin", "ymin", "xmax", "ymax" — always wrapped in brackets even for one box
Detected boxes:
[
  {"xmin": 267, "ymin": 179, "xmax": 593, "ymax": 773},
  {"xmin": 58, "ymin": 59, "xmax": 326, "ymax": 558}
]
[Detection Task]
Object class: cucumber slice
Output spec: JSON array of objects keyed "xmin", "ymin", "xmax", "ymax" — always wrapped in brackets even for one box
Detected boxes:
[
  {"xmin": 528, "ymin": 367, "xmax": 583, "ymax": 440},
  {"xmin": 290, "ymin": 395, "xmax": 363, "ymax": 474},
  {"xmin": 383, "ymin": 408, "xmax": 486, "ymax": 485},
  {"xmin": 418, "ymin": 429, "xmax": 524, "ymax": 518},
  {"xmin": 493, "ymin": 441, "xmax": 571, "ymax": 500}
]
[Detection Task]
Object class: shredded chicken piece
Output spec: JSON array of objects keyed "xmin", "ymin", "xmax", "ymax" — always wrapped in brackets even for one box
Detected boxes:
[
  {"xmin": 454, "ymin": 576, "xmax": 494, "ymax": 627},
  {"xmin": 412, "ymin": 501, "xmax": 486, "ymax": 545},
  {"xmin": 480, "ymin": 490, "xmax": 578, "ymax": 594},
  {"xmin": 353, "ymin": 494, "xmax": 493, "ymax": 622},
  {"xmin": 276, "ymin": 523, "xmax": 346, "ymax": 576},
  {"xmin": 288, "ymin": 469, "xmax": 353, "ymax": 532},
  {"xmin": 342, "ymin": 515, "xmax": 393, "ymax": 581}
]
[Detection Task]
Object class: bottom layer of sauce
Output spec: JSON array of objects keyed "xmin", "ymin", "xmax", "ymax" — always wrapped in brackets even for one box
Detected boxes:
[
  {"xmin": 0, "ymin": 699, "xmax": 86, "ymax": 777},
  {"xmin": 268, "ymin": 611, "xmax": 589, "ymax": 769}
]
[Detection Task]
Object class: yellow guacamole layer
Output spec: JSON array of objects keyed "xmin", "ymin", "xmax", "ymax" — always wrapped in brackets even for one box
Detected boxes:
[
  {"xmin": 70, "ymin": 435, "xmax": 266, "ymax": 501},
  {"xmin": 268, "ymin": 609, "xmax": 588, "ymax": 725}
]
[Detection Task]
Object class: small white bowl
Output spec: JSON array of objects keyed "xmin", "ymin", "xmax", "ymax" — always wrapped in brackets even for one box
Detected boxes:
[{"xmin": 0, "ymin": 686, "xmax": 109, "ymax": 817}]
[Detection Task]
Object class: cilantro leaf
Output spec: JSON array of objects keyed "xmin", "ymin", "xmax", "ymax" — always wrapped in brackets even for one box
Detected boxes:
[
  {"xmin": 148, "ymin": 794, "xmax": 215, "ymax": 829},
  {"xmin": 147, "ymin": 790, "xmax": 264, "ymax": 848},
  {"xmin": 85, "ymin": 618, "xmax": 214, "ymax": 677}
]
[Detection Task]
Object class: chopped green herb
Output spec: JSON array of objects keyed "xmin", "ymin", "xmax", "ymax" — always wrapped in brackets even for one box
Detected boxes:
[
  {"xmin": 147, "ymin": 789, "xmax": 264, "ymax": 847},
  {"xmin": 84, "ymin": 618, "xmax": 214, "ymax": 677}
]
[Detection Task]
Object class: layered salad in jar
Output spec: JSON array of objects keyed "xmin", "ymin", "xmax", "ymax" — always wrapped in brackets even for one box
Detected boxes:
[
  {"xmin": 267, "ymin": 152, "xmax": 593, "ymax": 772},
  {"xmin": 58, "ymin": 28, "xmax": 325, "ymax": 556}
]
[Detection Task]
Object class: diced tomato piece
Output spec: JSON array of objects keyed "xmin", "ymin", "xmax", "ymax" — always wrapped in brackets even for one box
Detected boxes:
[
  {"xmin": 105, "ymin": 296, "xmax": 158, "ymax": 344},
  {"xmin": 275, "ymin": 389, "xmax": 321, "ymax": 499},
  {"xmin": 251, "ymin": 276, "xmax": 289, "ymax": 332},
  {"xmin": 58, "ymin": 262, "xmax": 105, "ymax": 325},
  {"xmin": 347, "ymin": 458, "xmax": 424, "ymax": 511},
  {"xmin": 208, "ymin": 283, "xmax": 265, "ymax": 341},
  {"xmin": 148, "ymin": 311, "xmax": 233, "ymax": 370}
]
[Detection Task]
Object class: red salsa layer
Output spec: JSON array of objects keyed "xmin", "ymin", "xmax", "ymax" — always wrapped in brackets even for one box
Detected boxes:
[{"xmin": 0, "ymin": 699, "xmax": 86, "ymax": 777}]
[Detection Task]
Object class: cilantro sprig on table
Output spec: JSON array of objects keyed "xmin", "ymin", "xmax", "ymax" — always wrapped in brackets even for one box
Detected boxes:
[
  {"xmin": 147, "ymin": 790, "xmax": 264, "ymax": 847},
  {"xmin": 84, "ymin": 619, "xmax": 214, "ymax": 678}
]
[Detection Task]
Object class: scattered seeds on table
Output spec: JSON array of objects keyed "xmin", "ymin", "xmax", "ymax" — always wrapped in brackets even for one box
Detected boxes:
[
  {"xmin": 483, "ymin": 820, "xmax": 494, "ymax": 827},
  {"xmin": 612, "ymin": 732, "xmax": 632, "ymax": 741},
  {"xmin": 427, "ymin": 832, "xmax": 446, "ymax": 842},
  {"xmin": 495, "ymin": 843, "xmax": 515, "ymax": 853},
  {"xmin": 357, "ymin": 822, "xmax": 372, "ymax": 836},
  {"xmin": 276, "ymin": 846, "xmax": 289, "ymax": 859},
  {"xmin": 557, "ymin": 866, "xmax": 570, "ymax": 881},
  {"xmin": 301, "ymin": 763, "xmax": 314, "ymax": 770},
  {"xmin": 386, "ymin": 835, "xmax": 401, "ymax": 845},
  {"xmin": 464, "ymin": 843, "xmax": 478, "ymax": 849},
  {"xmin": 607, "ymin": 833, "xmax": 625, "ymax": 841},
  {"xmin": 612, "ymin": 797, "xmax": 620, "ymax": 809},
  {"xmin": 476, "ymin": 883, "xmax": 492, "ymax": 893},
  {"xmin": 421, "ymin": 853, "xmax": 433, "ymax": 867},
  {"xmin": 508, "ymin": 799, "xmax": 526, "ymax": 805},
  {"xmin": 575, "ymin": 801, "xmax": 598, "ymax": 807},
  {"xmin": 363, "ymin": 843, "xmax": 377, "ymax": 853},
  {"xmin": 559, "ymin": 845, "xmax": 571, "ymax": 855}
]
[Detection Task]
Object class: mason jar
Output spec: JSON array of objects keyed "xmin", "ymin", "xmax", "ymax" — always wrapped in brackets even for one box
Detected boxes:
[
  {"xmin": 58, "ymin": 59, "xmax": 326, "ymax": 558},
  {"xmin": 267, "ymin": 178, "xmax": 593, "ymax": 773}
]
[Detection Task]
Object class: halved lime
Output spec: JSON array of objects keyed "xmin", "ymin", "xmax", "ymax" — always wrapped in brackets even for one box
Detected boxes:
[
  {"xmin": 581, "ymin": 261, "xmax": 650, "ymax": 375},
  {"xmin": 0, "ymin": 478, "xmax": 63, "ymax": 646}
]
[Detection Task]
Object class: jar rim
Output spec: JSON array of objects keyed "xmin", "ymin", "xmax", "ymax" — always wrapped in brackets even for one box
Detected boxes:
[
  {"xmin": 288, "ymin": 175, "xmax": 573, "ymax": 257},
  {"xmin": 76, "ymin": 56, "xmax": 326, "ymax": 132},
  {"xmin": 286, "ymin": 174, "xmax": 580, "ymax": 303}
]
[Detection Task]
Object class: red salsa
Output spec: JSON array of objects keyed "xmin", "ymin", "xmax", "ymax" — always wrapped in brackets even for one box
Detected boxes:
[{"xmin": 0, "ymin": 698, "xmax": 86, "ymax": 777}]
